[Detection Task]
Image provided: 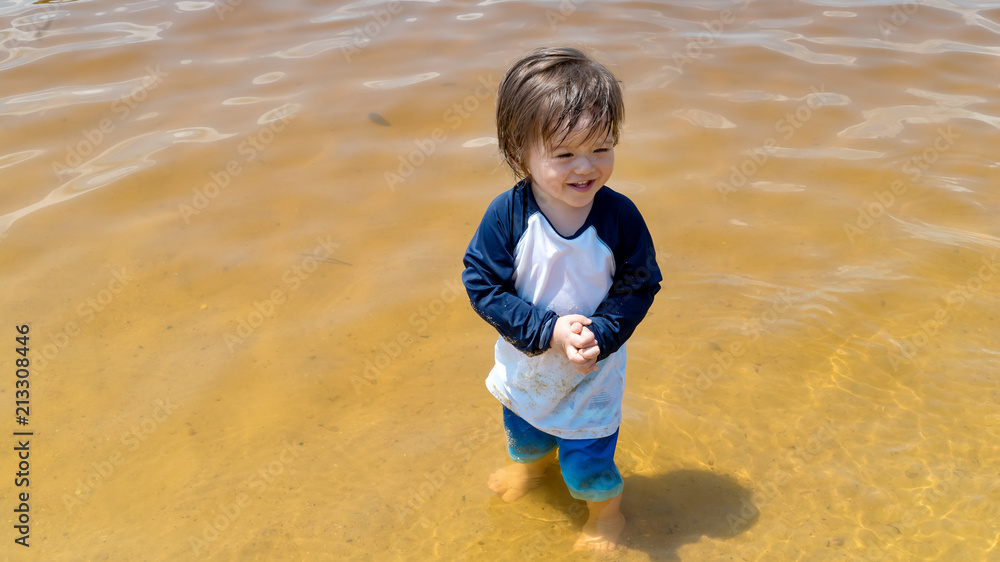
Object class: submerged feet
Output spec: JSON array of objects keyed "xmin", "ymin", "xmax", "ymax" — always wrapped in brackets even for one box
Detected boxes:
[
  {"xmin": 487, "ymin": 459, "xmax": 626, "ymax": 551},
  {"xmin": 487, "ymin": 458, "xmax": 548, "ymax": 503},
  {"xmin": 573, "ymin": 511, "xmax": 625, "ymax": 551},
  {"xmin": 573, "ymin": 493, "xmax": 625, "ymax": 551}
]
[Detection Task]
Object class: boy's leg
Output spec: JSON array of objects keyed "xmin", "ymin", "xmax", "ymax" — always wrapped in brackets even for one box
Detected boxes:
[
  {"xmin": 576, "ymin": 491, "xmax": 625, "ymax": 551},
  {"xmin": 489, "ymin": 406, "xmax": 557, "ymax": 502},
  {"xmin": 488, "ymin": 453, "xmax": 553, "ymax": 503},
  {"xmin": 556, "ymin": 429, "xmax": 626, "ymax": 551}
]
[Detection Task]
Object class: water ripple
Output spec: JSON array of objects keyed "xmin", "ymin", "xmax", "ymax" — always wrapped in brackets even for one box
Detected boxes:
[
  {"xmin": 713, "ymin": 89, "xmax": 851, "ymax": 106},
  {"xmin": 671, "ymin": 108, "xmax": 736, "ymax": 129},
  {"xmin": 890, "ymin": 217, "xmax": 1000, "ymax": 252},
  {"xmin": 9, "ymin": 7, "xmax": 68, "ymax": 30},
  {"xmin": 222, "ymin": 97, "xmax": 264, "ymax": 106},
  {"xmin": 919, "ymin": 174, "xmax": 975, "ymax": 193},
  {"xmin": 252, "ymin": 71, "xmax": 284, "ymax": 84},
  {"xmin": 0, "ymin": 127, "xmax": 233, "ymax": 236},
  {"xmin": 807, "ymin": 35, "xmax": 1000, "ymax": 58},
  {"xmin": 308, "ymin": 0, "xmax": 416, "ymax": 24},
  {"xmin": 257, "ymin": 103, "xmax": 301, "ymax": 124},
  {"xmin": 363, "ymin": 72, "xmax": 439, "ymax": 89},
  {"xmin": 174, "ymin": 1, "xmax": 215, "ymax": 12},
  {"xmin": 461, "ymin": 137, "xmax": 496, "ymax": 148},
  {"xmin": 832, "ymin": 264, "xmax": 910, "ymax": 282},
  {"xmin": 0, "ymin": 21, "xmax": 169, "ymax": 72},
  {"xmin": 726, "ymin": 29, "xmax": 857, "ymax": 66},
  {"xmin": 764, "ymin": 145, "xmax": 885, "ymax": 160},
  {"xmin": 0, "ymin": 149, "xmax": 43, "ymax": 169},
  {"xmin": 0, "ymin": 74, "xmax": 164, "ymax": 117},
  {"xmin": 272, "ymin": 35, "xmax": 358, "ymax": 59},
  {"xmin": 907, "ymin": 88, "xmax": 986, "ymax": 108},
  {"xmin": 838, "ymin": 104, "xmax": 1000, "ymax": 139},
  {"xmin": 961, "ymin": 11, "xmax": 1000, "ymax": 35},
  {"xmin": 748, "ymin": 181, "xmax": 805, "ymax": 193}
]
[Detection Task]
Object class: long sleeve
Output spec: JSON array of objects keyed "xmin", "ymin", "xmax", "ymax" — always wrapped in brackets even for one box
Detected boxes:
[
  {"xmin": 587, "ymin": 195, "xmax": 662, "ymax": 361},
  {"xmin": 462, "ymin": 190, "xmax": 558, "ymax": 356}
]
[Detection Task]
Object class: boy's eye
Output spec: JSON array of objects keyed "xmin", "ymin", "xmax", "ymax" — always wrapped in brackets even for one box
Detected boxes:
[
  {"xmin": 594, "ymin": 148, "xmax": 609, "ymax": 153},
  {"xmin": 556, "ymin": 152, "xmax": 573, "ymax": 159}
]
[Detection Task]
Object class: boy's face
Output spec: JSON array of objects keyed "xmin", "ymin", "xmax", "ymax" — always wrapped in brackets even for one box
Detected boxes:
[{"xmin": 524, "ymin": 115, "xmax": 614, "ymax": 215}]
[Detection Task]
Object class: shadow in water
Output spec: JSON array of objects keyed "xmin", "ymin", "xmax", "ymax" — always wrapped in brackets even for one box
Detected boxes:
[
  {"xmin": 485, "ymin": 466, "xmax": 758, "ymax": 560},
  {"xmin": 620, "ymin": 469, "xmax": 759, "ymax": 559}
]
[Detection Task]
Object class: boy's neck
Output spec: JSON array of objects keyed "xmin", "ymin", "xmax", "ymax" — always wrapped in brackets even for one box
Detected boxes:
[{"xmin": 529, "ymin": 182, "xmax": 594, "ymax": 237}]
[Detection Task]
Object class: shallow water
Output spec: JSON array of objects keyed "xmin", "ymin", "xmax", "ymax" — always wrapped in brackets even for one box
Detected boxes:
[{"xmin": 2, "ymin": 0, "xmax": 999, "ymax": 560}]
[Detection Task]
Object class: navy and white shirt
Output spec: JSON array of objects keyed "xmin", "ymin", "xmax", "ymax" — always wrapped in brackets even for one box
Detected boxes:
[{"xmin": 463, "ymin": 180, "xmax": 661, "ymax": 438}]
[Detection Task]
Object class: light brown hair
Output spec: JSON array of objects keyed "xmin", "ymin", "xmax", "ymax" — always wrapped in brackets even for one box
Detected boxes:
[{"xmin": 496, "ymin": 47, "xmax": 624, "ymax": 179}]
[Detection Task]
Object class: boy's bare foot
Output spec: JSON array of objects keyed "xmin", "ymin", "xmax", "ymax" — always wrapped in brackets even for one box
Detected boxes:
[
  {"xmin": 487, "ymin": 459, "xmax": 548, "ymax": 503},
  {"xmin": 573, "ymin": 492, "xmax": 625, "ymax": 551},
  {"xmin": 573, "ymin": 511, "xmax": 625, "ymax": 551}
]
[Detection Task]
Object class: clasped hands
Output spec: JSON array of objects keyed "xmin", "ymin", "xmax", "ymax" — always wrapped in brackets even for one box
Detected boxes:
[{"xmin": 552, "ymin": 314, "xmax": 601, "ymax": 374}]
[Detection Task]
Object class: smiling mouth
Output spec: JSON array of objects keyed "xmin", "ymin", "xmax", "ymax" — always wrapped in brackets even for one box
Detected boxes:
[{"xmin": 568, "ymin": 180, "xmax": 594, "ymax": 192}]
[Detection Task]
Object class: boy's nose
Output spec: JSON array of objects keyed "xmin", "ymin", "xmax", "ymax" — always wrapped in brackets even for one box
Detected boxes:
[{"xmin": 573, "ymin": 155, "xmax": 595, "ymax": 173}]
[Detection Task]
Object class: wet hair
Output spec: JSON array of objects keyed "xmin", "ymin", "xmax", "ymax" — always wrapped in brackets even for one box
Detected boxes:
[{"xmin": 496, "ymin": 47, "xmax": 624, "ymax": 179}]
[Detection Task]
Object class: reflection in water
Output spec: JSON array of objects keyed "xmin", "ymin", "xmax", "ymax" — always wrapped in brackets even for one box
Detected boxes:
[{"xmin": 1, "ymin": 1, "xmax": 999, "ymax": 560}]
